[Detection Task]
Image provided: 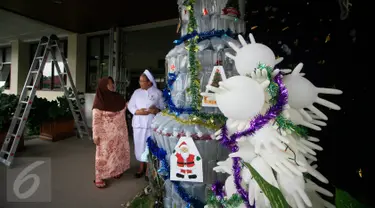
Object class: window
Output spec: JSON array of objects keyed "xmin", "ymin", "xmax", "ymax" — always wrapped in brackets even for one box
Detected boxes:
[
  {"xmin": 0, "ymin": 47, "xmax": 11, "ymax": 89},
  {"xmin": 29, "ymin": 39, "xmax": 68, "ymax": 90},
  {"xmin": 86, "ymin": 35, "xmax": 109, "ymax": 93}
]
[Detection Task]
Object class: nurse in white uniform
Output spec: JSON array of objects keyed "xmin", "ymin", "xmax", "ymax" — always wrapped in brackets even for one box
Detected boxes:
[{"xmin": 127, "ymin": 69, "xmax": 165, "ymax": 179}]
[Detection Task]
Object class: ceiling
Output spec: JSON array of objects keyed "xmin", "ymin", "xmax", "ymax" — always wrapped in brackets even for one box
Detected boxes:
[
  {"xmin": 0, "ymin": 0, "xmax": 179, "ymax": 34},
  {"xmin": 0, "ymin": 9, "xmax": 72, "ymax": 45}
]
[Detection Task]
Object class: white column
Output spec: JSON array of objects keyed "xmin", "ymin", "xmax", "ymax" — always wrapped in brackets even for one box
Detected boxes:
[{"xmin": 8, "ymin": 40, "xmax": 29, "ymax": 95}]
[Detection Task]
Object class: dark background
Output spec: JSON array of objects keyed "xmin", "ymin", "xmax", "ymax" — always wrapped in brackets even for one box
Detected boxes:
[
  {"xmin": 1, "ymin": 0, "xmax": 373, "ymax": 206},
  {"xmin": 245, "ymin": 0, "xmax": 373, "ymax": 206}
]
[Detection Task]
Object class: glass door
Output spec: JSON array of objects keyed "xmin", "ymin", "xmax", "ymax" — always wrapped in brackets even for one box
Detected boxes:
[{"xmin": 86, "ymin": 35, "xmax": 110, "ymax": 93}]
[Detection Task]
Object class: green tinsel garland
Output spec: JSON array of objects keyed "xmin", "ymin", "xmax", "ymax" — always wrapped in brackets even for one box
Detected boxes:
[
  {"xmin": 206, "ymin": 191, "xmax": 243, "ymax": 208},
  {"xmin": 184, "ymin": 0, "xmax": 202, "ymax": 111},
  {"xmin": 250, "ymin": 63, "xmax": 309, "ymax": 138},
  {"xmin": 275, "ymin": 115, "xmax": 308, "ymax": 138}
]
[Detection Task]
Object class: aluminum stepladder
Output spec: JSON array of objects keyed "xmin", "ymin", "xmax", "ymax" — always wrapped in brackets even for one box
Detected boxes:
[{"xmin": 0, "ymin": 35, "xmax": 91, "ymax": 167}]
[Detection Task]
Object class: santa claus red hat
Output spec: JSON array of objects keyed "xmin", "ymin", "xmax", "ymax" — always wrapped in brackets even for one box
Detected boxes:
[{"xmin": 179, "ymin": 141, "xmax": 188, "ymax": 148}]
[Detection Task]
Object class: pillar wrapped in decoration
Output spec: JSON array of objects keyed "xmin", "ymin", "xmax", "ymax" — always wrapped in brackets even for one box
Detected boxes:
[{"xmin": 149, "ymin": 0, "xmax": 246, "ymax": 207}]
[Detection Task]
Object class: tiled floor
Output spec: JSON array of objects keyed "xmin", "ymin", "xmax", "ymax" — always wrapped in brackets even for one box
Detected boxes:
[{"xmin": 0, "ymin": 137, "xmax": 146, "ymax": 208}]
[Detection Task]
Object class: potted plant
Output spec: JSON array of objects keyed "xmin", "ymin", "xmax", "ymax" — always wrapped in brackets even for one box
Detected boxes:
[
  {"xmin": 39, "ymin": 96, "xmax": 75, "ymax": 142},
  {"xmin": 0, "ymin": 87, "xmax": 25, "ymax": 152},
  {"xmin": 26, "ymin": 96, "xmax": 52, "ymax": 136},
  {"xmin": 25, "ymin": 92, "xmax": 76, "ymax": 142}
]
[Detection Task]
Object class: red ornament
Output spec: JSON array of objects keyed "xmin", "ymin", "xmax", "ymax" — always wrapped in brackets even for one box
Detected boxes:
[{"xmin": 203, "ymin": 8, "xmax": 208, "ymax": 16}]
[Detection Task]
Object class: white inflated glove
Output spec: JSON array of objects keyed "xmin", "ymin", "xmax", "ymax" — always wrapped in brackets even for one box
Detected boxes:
[
  {"xmin": 288, "ymin": 134, "xmax": 323, "ymax": 157},
  {"xmin": 250, "ymin": 67, "xmax": 292, "ymax": 82},
  {"xmin": 306, "ymin": 190, "xmax": 335, "ymax": 208},
  {"xmin": 305, "ymin": 179, "xmax": 334, "ymax": 208},
  {"xmin": 305, "ymin": 178, "xmax": 335, "ymax": 208},
  {"xmin": 259, "ymin": 146, "xmax": 306, "ymax": 177},
  {"xmin": 214, "ymin": 119, "xmax": 248, "ymax": 141},
  {"xmin": 277, "ymin": 173, "xmax": 312, "ymax": 208},
  {"xmin": 296, "ymin": 152, "xmax": 328, "ymax": 183},
  {"xmin": 248, "ymin": 123, "xmax": 290, "ymax": 154},
  {"xmin": 227, "ymin": 118, "xmax": 250, "ymax": 133},
  {"xmin": 304, "ymin": 111, "xmax": 328, "ymax": 126},
  {"xmin": 228, "ymin": 140, "xmax": 256, "ymax": 163},
  {"xmin": 305, "ymin": 179, "xmax": 333, "ymax": 198},
  {"xmin": 213, "ymin": 157, "xmax": 233, "ymax": 174},
  {"xmin": 273, "ymin": 68, "xmax": 293, "ymax": 76},
  {"xmin": 250, "ymin": 68, "xmax": 269, "ymax": 84},
  {"xmin": 288, "ymin": 108, "xmax": 324, "ymax": 131},
  {"xmin": 224, "ymin": 175, "xmax": 247, "ymax": 206},
  {"xmin": 245, "ymin": 157, "xmax": 278, "ymax": 206}
]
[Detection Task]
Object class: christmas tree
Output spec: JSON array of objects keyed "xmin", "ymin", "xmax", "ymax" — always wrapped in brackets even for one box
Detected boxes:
[
  {"xmin": 207, "ymin": 69, "xmax": 223, "ymax": 93},
  {"xmin": 210, "ymin": 69, "xmax": 222, "ymax": 88},
  {"xmin": 126, "ymin": 0, "xmax": 369, "ymax": 207},
  {"xmin": 222, "ymin": 0, "xmax": 240, "ymax": 19}
]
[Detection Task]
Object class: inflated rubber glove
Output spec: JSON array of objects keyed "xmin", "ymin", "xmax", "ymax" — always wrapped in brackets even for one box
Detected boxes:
[
  {"xmin": 259, "ymin": 146, "xmax": 306, "ymax": 177},
  {"xmin": 305, "ymin": 179, "xmax": 334, "ymax": 208},
  {"xmin": 245, "ymin": 157, "xmax": 278, "ymax": 206},
  {"xmin": 277, "ymin": 173, "xmax": 312, "ymax": 208},
  {"xmin": 248, "ymin": 123, "xmax": 290, "ymax": 154}
]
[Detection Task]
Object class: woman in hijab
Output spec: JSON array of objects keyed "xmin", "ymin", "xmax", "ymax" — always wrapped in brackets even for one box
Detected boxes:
[
  {"xmin": 92, "ymin": 76, "xmax": 130, "ymax": 188},
  {"xmin": 128, "ymin": 70, "xmax": 165, "ymax": 180}
]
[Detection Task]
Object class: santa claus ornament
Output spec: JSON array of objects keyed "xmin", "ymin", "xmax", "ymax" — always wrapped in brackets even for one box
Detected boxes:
[{"xmin": 170, "ymin": 136, "xmax": 204, "ymax": 182}]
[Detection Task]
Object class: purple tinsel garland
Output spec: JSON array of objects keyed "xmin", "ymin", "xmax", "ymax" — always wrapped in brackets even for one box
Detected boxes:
[
  {"xmin": 218, "ymin": 74, "xmax": 288, "ymax": 208},
  {"xmin": 212, "ymin": 181, "xmax": 225, "ymax": 200}
]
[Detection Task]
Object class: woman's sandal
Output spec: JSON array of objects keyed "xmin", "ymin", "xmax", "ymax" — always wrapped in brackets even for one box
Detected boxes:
[
  {"xmin": 113, "ymin": 174, "xmax": 122, "ymax": 179},
  {"xmin": 134, "ymin": 171, "xmax": 144, "ymax": 178},
  {"xmin": 135, "ymin": 169, "xmax": 147, "ymax": 178},
  {"xmin": 93, "ymin": 180, "xmax": 106, "ymax": 188}
]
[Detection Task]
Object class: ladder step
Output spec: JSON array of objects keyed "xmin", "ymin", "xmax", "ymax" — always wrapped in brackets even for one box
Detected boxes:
[
  {"xmin": 26, "ymin": 86, "xmax": 34, "ymax": 89},
  {"xmin": 77, "ymin": 121, "xmax": 86, "ymax": 126},
  {"xmin": 36, "ymin": 56, "xmax": 44, "ymax": 59},
  {"xmin": 20, "ymin": 101, "xmax": 31, "ymax": 104},
  {"xmin": 0, "ymin": 158, "xmax": 11, "ymax": 166},
  {"xmin": 49, "ymin": 44, "xmax": 58, "ymax": 48},
  {"xmin": 1, "ymin": 151, "xmax": 10, "ymax": 155}
]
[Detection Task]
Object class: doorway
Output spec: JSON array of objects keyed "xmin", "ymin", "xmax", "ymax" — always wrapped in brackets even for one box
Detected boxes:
[{"xmin": 86, "ymin": 35, "xmax": 109, "ymax": 93}]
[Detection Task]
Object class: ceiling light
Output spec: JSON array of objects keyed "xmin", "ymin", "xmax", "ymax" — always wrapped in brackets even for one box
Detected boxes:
[{"xmin": 52, "ymin": 0, "xmax": 62, "ymax": 4}]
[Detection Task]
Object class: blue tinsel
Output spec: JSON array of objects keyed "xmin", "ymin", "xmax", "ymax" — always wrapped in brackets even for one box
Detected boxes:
[
  {"xmin": 162, "ymin": 88, "xmax": 195, "ymax": 116},
  {"xmin": 147, "ymin": 137, "xmax": 205, "ymax": 208},
  {"xmin": 163, "ymin": 73, "xmax": 196, "ymax": 116},
  {"xmin": 167, "ymin": 73, "xmax": 178, "ymax": 90},
  {"xmin": 173, "ymin": 29, "xmax": 235, "ymax": 45}
]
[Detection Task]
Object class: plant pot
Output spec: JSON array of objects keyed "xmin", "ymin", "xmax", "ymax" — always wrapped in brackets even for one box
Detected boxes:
[
  {"xmin": 40, "ymin": 118, "xmax": 75, "ymax": 142},
  {"xmin": 0, "ymin": 124, "xmax": 25, "ymax": 153}
]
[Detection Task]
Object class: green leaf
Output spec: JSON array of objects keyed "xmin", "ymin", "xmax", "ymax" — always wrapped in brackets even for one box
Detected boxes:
[
  {"xmin": 243, "ymin": 162, "xmax": 290, "ymax": 208},
  {"xmin": 335, "ymin": 188, "xmax": 367, "ymax": 208}
]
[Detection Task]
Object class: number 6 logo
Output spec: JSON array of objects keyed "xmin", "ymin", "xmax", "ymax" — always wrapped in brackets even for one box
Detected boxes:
[{"xmin": 13, "ymin": 161, "xmax": 45, "ymax": 199}]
